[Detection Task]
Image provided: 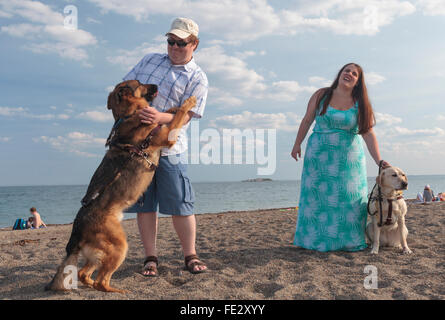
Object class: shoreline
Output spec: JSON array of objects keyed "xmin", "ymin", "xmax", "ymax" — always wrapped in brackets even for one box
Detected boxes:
[
  {"xmin": 0, "ymin": 201, "xmax": 443, "ymax": 299},
  {"xmin": 0, "ymin": 206, "xmax": 298, "ymax": 231},
  {"xmin": 2, "ymin": 200, "xmax": 432, "ymax": 231}
]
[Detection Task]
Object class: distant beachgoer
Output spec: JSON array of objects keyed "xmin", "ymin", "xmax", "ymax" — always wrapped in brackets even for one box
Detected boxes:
[
  {"xmin": 29, "ymin": 207, "xmax": 47, "ymax": 228},
  {"xmin": 414, "ymin": 192, "xmax": 424, "ymax": 203},
  {"xmin": 423, "ymin": 185, "xmax": 434, "ymax": 203}
]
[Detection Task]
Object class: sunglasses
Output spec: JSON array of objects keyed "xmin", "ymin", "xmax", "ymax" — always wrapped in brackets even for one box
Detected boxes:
[{"xmin": 167, "ymin": 38, "xmax": 191, "ymax": 48}]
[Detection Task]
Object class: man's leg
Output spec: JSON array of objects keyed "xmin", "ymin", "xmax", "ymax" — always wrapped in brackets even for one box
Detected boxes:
[
  {"xmin": 172, "ymin": 215, "xmax": 207, "ymax": 273},
  {"xmin": 137, "ymin": 212, "xmax": 158, "ymax": 276}
]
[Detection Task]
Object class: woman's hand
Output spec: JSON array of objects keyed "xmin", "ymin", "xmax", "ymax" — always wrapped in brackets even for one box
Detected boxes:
[
  {"xmin": 139, "ymin": 106, "xmax": 161, "ymax": 125},
  {"xmin": 379, "ymin": 160, "xmax": 391, "ymax": 169},
  {"xmin": 291, "ymin": 144, "xmax": 302, "ymax": 161}
]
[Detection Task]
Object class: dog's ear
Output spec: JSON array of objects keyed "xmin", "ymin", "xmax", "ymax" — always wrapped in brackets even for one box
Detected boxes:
[
  {"xmin": 107, "ymin": 91, "xmax": 114, "ymax": 110},
  {"xmin": 107, "ymin": 85, "xmax": 120, "ymax": 110},
  {"xmin": 143, "ymin": 84, "xmax": 158, "ymax": 102},
  {"xmin": 376, "ymin": 173, "xmax": 383, "ymax": 186}
]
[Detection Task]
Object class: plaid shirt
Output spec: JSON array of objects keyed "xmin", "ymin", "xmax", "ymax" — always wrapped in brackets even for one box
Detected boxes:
[{"xmin": 123, "ymin": 53, "xmax": 208, "ymax": 156}]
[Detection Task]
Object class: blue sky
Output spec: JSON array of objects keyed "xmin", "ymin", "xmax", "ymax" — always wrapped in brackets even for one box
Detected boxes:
[{"xmin": 1, "ymin": 0, "xmax": 444, "ymax": 186}]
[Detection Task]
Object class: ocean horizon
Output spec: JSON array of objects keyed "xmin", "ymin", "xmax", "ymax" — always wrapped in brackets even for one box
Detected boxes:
[{"xmin": 1, "ymin": 175, "xmax": 444, "ymax": 228}]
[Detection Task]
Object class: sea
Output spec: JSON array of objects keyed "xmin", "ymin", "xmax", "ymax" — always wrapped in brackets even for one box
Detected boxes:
[{"xmin": 1, "ymin": 175, "xmax": 444, "ymax": 228}]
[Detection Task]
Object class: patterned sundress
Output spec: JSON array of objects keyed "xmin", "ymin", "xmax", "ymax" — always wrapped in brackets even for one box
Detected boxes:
[{"xmin": 293, "ymin": 99, "xmax": 368, "ymax": 252}]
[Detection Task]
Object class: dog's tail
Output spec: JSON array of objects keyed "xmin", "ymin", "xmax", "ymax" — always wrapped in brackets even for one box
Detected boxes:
[
  {"xmin": 45, "ymin": 212, "xmax": 84, "ymax": 291},
  {"xmin": 45, "ymin": 251, "xmax": 80, "ymax": 291}
]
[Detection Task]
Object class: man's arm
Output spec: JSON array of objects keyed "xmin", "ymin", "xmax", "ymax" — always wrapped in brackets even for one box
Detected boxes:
[{"xmin": 139, "ymin": 108, "xmax": 194, "ymax": 125}]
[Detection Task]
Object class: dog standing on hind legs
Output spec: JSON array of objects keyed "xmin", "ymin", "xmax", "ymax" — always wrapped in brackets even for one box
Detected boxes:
[
  {"xmin": 366, "ymin": 166, "xmax": 413, "ymax": 255},
  {"xmin": 45, "ymin": 80, "xmax": 196, "ymax": 293}
]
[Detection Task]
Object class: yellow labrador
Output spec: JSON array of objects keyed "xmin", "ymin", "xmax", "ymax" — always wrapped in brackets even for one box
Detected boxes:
[{"xmin": 366, "ymin": 166, "xmax": 412, "ymax": 255}]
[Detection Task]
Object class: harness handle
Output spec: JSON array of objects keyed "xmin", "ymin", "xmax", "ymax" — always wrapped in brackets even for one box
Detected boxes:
[{"xmin": 377, "ymin": 160, "xmax": 385, "ymax": 226}]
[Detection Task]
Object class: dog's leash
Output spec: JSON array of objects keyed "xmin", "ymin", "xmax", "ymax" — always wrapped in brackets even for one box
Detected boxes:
[
  {"xmin": 367, "ymin": 160, "xmax": 385, "ymax": 227},
  {"xmin": 377, "ymin": 160, "xmax": 385, "ymax": 227}
]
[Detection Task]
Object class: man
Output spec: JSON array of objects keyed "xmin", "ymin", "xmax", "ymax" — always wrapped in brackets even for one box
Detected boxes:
[
  {"xmin": 124, "ymin": 17, "xmax": 208, "ymax": 276},
  {"xmin": 29, "ymin": 207, "xmax": 47, "ymax": 228}
]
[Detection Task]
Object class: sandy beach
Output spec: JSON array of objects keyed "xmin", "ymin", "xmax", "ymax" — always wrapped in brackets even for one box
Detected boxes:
[{"xmin": 0, "ymin": 201, "xmax": 443, "ymax": 300}]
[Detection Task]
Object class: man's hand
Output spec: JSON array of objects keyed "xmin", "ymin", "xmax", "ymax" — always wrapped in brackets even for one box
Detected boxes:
[{"xmin": 139, "ymin": 106, "xmax": 162, "ymax": 125}]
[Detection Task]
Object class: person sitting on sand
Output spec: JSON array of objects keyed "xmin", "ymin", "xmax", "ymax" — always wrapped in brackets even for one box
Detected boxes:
[
  {"xmin": 414, "ymin": 192, "xmax": 424, "ymax": 203},
  {"xmin": 29, "ymin": 207, "xmax": 47, "ymax": 228},
  {"xmin": 423, "ymin": 185, "xmax": 434, "ymax": 203}
]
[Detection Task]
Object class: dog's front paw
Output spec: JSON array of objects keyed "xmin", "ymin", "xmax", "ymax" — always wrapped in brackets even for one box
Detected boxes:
[
  {"xmin": 182, "ymin": 96, "xmax": 197, "ymax": 111},
  {"xmin": 402, "ymin": 247, "xmax": 412, "ymax": 254},
  {"xmin": 370, "ymin": 248, "xmax": 379, "ymax": 255}
]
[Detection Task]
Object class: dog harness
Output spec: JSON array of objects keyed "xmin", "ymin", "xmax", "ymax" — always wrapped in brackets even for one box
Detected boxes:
[
  {"xmin": 367, "ymin": 160, "xmax": 404, "ymax": 227},
  {"xmin": 81, "ymin": 118, "xmax": 161, "ymax": 208},
  {"xmin": 106, "ymin": 118, "xmax": 161, "ymax": 170}
]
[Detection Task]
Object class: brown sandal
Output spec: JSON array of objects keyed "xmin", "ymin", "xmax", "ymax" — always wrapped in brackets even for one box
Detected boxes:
[
  {"xmin": 142, "ymin": 256, "xmax": 158, "ymax": 277},
  {"xmin": 184, "ymin": 254, "xmax": 207, "ymax": 274}
]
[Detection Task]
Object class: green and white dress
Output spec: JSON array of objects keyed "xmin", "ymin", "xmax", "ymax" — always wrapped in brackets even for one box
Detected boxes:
[{"xmin": 293, "ymin": 99, "xmax": 368, "ymax": 252}]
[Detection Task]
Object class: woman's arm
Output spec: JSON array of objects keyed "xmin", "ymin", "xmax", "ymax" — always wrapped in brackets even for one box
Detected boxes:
[
  {"xmin": 361, "ymin": 128, "xmax": 390, "ymax": 168},
  {"xmin": 291, "ymin": 89, "xmax": 323, "ymax": 161}
]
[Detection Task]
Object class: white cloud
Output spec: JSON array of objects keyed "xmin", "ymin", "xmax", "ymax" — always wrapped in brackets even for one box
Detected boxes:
[
  {"xmin": 0, "ymin": 23, "xmax": 42, "ymax": 37},
  {"xmin": 375, "ymin": 112, "xmax": 403, "ymax": 126},
  {"xmin": 375, "ymin": 112, "xmax": 444, "ymax": 138},
  {"xmin": 57, "ymin": 114, "xmax": 70, "ymax": 120},
  {"xmin": 366, "ymin": 72, "xmax": 386, "ymax": 85},
  {"xmin": 195, "ymin": 46, "xmax": 316, "ymax": 105},
  {"xmin": 0, "ymin": 137, "xmax": 11, "ymax": 142},
  {"xmin": 86, "ymin": 17, "xmax": 102, "ymax": 24},
  {"xmin": 87, "ymin": 0, "xmax": 416, "ymax": 39},
  {"xmin": 107, "ymin": 41, "xmax": 166, "ymax": 71},
  {"xmin": 235, "ymin": 50, "xmax": 266, "ymax": 60},
  {"xmin": 268, "ymin": 81, "xmax": 317, "ymax": 102},
  {"xmin": 0, "ymin": 0, "xmax": 97, "ymax": 63},
  {"xmin": 0, "ymin": 106, "xmax": 26, "ymax": 116},
  {"xmin": 196, "ymin": 45, "xmax": 267, "ymax": 96},
  {"xmin": 417, "ymin": 0, "xmax": 445, "ymax": 15},
  {"xmin": 33, "ymin": 132, "xmax": 106, "ymax": 158},
  {"xmin": 77, "ymin": 110, "xmax": 113, "ymax": 123},
  {"xmin": 389, "ymin": 126, "xmax": 445, "ymax": 137},
  {"xmin": 208, "ymin": 87, "xmax": 244, "ymax": 108},
  {"xmin": 0, "ymin": 106, "xmax": 70, "ymax": 120},
  {"xmin": 281, "ymin": 0, "xmax": 416, "ymax": 36},
  {"xmin": 209, "ymin": 111, "xmax": 302, "ymax": 132},
  {"xmin": 309, "ymin": 76, "xmax": 332, "ymax": 87}
]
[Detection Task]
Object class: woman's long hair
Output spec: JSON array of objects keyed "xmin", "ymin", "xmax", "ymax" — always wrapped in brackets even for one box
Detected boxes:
[{"xmin": 316, "ymin": 63, "xmax": 375, "ymax": 134}]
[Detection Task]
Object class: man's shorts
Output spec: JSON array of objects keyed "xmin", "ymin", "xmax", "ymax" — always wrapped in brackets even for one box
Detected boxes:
[{"xmin": 125, "ymin": 154, "xmax": 195, "ymax": 216}]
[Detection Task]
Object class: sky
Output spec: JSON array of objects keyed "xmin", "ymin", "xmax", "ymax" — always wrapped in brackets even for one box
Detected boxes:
[{"xmin": 0, "ymin": 0, "xmax": 444, "ymax": 186}]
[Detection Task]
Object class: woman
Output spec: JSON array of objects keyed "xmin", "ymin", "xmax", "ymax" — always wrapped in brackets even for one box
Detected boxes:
[
  {"xmin": 423, "ymin": 185, "xmax": 434, "ymax": 203},
  {"xmin": 291, "ymin": 63, "xmax": 389, "ymax": 252}
]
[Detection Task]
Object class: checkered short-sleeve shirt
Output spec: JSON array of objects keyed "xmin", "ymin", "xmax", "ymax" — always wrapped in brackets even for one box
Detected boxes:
[{"xmin": 123, "ymin": 53, "xmax": 208, "ymax": 156}]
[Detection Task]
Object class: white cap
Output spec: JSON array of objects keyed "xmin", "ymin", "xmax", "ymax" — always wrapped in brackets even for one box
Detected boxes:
[
  {"xmin": 425, "ymin": 185, "xmax": 430, "ymax": 189},
  {"xmin": 166, "ymin": 17, "xmax": 199, "ymax": 39}
]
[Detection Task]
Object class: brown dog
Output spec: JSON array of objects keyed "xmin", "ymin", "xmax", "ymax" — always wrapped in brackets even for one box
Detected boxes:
[{"xmin": 46, "ymin": 80, "xmax": 196, "ymax": 293}]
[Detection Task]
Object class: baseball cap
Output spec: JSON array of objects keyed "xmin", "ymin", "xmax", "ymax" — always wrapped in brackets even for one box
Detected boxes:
[{"xmin": 166, "ymin": 17, "xmax": 199, "ymax": 39}]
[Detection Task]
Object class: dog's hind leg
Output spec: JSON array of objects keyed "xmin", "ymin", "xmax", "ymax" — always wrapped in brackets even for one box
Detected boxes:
[
  {"xmin": 78, "ymin": 262, "xmax": 97, "ymax": 287},
  {"xmin": 45, "ymin": 252, "xmax": 79, "ymax": 291},
  {"xmin": 93, "ymin": 239, "xmax": 128, "ymax": 293}
]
